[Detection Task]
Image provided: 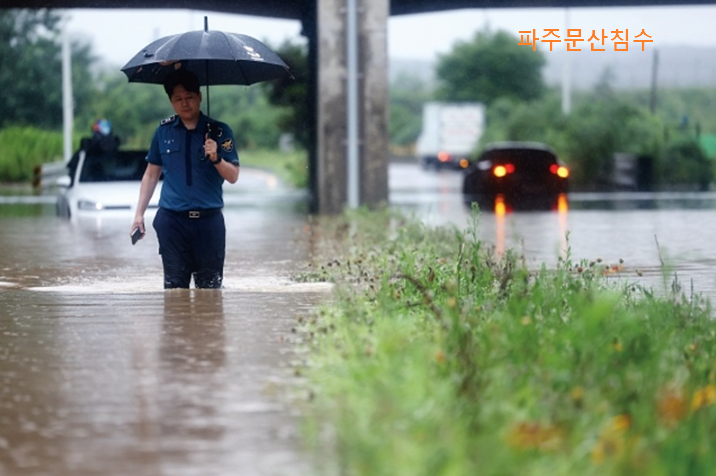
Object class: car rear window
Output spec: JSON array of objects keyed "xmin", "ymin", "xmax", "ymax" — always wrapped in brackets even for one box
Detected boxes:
[
  {"xmin": 479, "ymin": 148, "xmax": 558, "ymax": 173},
  {"xmin": 79, "ymin": 151, "xmax": 148, "ymax": 183},
  {"xmin": 481, "ymin": 148, "xmax": 557, "ymax": 166}
]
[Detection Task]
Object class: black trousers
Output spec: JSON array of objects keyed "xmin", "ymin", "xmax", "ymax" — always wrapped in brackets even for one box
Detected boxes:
[{"xmin": 153, "ymin": 208, "xmax": 226, "ymax": 289}]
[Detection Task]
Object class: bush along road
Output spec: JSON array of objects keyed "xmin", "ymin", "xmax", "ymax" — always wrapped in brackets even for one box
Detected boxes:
[{"xmin": 293, "ymin": 206, "xmax": 716, "ymax": 476}]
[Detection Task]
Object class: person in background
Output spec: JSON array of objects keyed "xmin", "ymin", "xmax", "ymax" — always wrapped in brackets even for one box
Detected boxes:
[
  {"xmin": 131, "ymin": 69, "xmax": 240, "ymax": 289},
  {"xmin": 66, "ymin": 119, "xmax": 120, "ymax": 186}
]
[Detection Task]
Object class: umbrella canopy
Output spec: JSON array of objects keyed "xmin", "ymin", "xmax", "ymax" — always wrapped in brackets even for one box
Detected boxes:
[{"xmin": 120, "ymin": 19, "xmax": 291, "ymax": 86}]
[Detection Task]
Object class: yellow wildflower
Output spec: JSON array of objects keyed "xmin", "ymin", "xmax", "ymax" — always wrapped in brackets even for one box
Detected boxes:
[
  {"xmin": 657, "ymin": 389, "xmax": 687, "ymax": 425},
  {"xmin": 691, "ymin": 384, "xmax": 716, "ymax": 411},
  {"xmin": 507, "ymin": 421, "xmax": 563, "ymax": 452},
  {"xmin": 591, "ymin": 414, "xmax": 631, "ymax": 463}
]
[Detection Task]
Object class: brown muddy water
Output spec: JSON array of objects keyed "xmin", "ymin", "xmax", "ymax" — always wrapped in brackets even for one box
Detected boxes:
[{"xmin": 0, "ymin": 199, "xmax": 331, "ymax": 476}]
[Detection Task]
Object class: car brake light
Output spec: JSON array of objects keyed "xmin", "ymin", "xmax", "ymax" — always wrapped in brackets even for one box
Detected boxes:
[
  {"xmin": 493, "ymin": 163, "xmax": 515, "ymax": 178},
  {"xmin": 550, "ymin": 164, "xmax": 570, "ymax": 178},
  {"xmin": 437, "ymin": 151, "xmax": 451, "ymax": 162}
]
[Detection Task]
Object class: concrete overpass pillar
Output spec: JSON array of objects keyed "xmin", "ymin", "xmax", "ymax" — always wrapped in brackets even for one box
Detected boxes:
[{"xmin": 313, "ymin": 0, "xmax": 389, "ymax": 214}]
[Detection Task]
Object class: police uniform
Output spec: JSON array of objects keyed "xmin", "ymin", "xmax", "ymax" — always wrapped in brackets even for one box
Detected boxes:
[{"xmin": 147, "ymin": 112, "xmax": 240, "ymax": 289}]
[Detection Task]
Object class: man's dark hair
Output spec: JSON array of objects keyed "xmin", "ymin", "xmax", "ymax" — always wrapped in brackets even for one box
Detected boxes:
[{"xmin": 163, "ymin": 69, "xmax": 201, "ymax": 98}]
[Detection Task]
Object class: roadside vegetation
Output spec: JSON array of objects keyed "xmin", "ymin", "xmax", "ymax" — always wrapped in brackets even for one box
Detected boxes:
[
  {"xmin": 239, "ymin": 149, "xmax": 308, "ymax": 189},
  {"xmin": 1, "ymin": 9, "xmax": 713, "ymax": 191},
  {"xmin": 0, "ymin": 9, "xmax": 307, "ymax": 186},
  {"xmin": 392, "ymin": 29, "xmax": 715, "ymax": 190},
  {"xmin": 0, "ymin": 127, "xmax": 66, "ymax": 182},
  {"xmin": 295, "ymin": 207, "xmax": 716, "ymax": 475}
]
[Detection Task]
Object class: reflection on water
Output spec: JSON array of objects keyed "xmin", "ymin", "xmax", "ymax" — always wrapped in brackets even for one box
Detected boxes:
[
  {"xmin": 393, "ymin": 180, "xmax": 716, "ymax": 301},
  {"xmin": 569, "ymin": 191, "xmax": 716, "ymax": 210},
  {"xmin": 473, "ymin": 191, "xmax": 568, "ymax": 214},
  {"xmin": 0, "ymin": 202, "xmax": 55, "ymax": 218},
  {"xmin": 161, "ymin": 291, "xmax": 227, "ymax": 372},
  {"xmin": 0, "ymin": 202, "xmax": 327, "ymax": 476},
  {"xmin": 494, "ymin": 195, "xmax": 506, "ymax": 255},
  {"xmin": 158, "ymin": 291, "xmax": 228, "ymax": 456},
  {"xmin": 492, "ymin": 193, "xmax": 569, "ymax": 257}
]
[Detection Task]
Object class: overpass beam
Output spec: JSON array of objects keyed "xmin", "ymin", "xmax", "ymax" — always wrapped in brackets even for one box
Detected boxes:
[{"xmin": 313, "ymin": 0, "xmax": 389, "ymax": 214}]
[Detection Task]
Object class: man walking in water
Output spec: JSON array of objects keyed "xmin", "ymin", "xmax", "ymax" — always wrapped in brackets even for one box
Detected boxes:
[{"xmin": 131, "ymin": 69, "xmax": 239, "ymax": 289}]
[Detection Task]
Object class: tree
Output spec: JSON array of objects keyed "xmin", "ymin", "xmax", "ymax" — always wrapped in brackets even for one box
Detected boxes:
[
  {"xmin": 479, "ymin": 93, "xmax": 564, "ymax": 147},
  {"xmin": 261, "ymin": 39, "xmax": 309, "ymax": 150},
  {"xmin": 389, "ymin": 72, "xmax": 433, "ymax": 147},
  {"xmin": 561, "ymin": 100, "xmax": 664, "ymax": 187},
  {"xmin": 0, "ymin": 9, "xmax": 61, "ymax": 128},
  {"xmin": 78, "ymin": 72, "xmax": 168, "ymax": 147},
  {"xmin": 663, "ymin": 136, "xmax": 712, "ymax": 190},
  {"xmin": 0, "ymin": 9, "xmax": 97, "ymax": 130},
  {"xmin": 435, "ymin": 30, "xmax": 546, "ymax": 105}
]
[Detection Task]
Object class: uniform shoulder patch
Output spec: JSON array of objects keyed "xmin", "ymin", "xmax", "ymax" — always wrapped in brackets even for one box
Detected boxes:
[
  {"xmin": 220, "ymin": 138, "xmax": 234, "ymax": 153},
  {"xmin": 160, "ymin": 115, "xmax": 177, "ymax": 126}
]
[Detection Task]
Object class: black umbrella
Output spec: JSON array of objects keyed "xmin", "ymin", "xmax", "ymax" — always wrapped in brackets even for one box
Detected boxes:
[{"xmin": 120, "ymin": 17, "xmax": 291, "ymax": 115}]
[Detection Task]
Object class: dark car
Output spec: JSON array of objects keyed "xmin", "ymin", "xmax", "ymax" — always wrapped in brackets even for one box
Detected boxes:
[{"xmin": 462, "ymin": 142, "xmax": 569, "ymax": 210}]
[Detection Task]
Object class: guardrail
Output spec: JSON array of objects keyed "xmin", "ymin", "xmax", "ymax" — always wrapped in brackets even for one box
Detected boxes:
[{"xmin": 32, "ymin": 162, "xmax": 67, "ymax": 190}]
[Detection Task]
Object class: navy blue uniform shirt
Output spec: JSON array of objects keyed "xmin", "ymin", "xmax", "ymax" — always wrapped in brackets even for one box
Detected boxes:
[{"xmin": 146, "ymin": 113, "xmax": 240, "ymax": 211}]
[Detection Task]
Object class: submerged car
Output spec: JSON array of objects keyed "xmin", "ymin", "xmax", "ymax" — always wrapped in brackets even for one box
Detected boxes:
[
  {"xmin": 56, "ymin": 148, "xmax": 161, "ymax": 219},
  {"xmin": 462, "ymin": 142, "xmax": 569, "ymax": 210}
]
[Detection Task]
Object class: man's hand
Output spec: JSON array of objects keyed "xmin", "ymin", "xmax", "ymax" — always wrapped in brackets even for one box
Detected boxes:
[
  {"xmin": 204, "ymin": 134, "xmax": 218, "ymax": 162},
  {"xmin": 130, "ymin": 217, "xmax": 145, "ymax": 241}
]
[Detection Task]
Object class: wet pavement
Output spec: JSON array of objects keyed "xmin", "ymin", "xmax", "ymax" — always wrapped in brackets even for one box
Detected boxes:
[
  {"xmin": 0, "ymin": 290, "xmax": 322, "ymax": 476},
  {"xmin": 0, "ymin": 170, "xmax": 331, "ymax": 476}
]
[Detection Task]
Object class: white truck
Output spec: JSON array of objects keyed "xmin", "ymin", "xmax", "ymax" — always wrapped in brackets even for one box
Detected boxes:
[{"xmin": 416, "ymin": 102, "xmax": 485, "ymax": 170}]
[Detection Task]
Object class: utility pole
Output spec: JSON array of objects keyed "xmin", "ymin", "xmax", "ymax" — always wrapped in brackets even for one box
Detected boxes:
[
  {"xmin": 561, "ymin": 8, "xmax": 571, "ymax": 115},
  {"xmin": 346, "ymin": 0, "xmax": 359, "ymax": 209},
  {"xmin": 649, "ymin": 49, "xmax": 659, "ymax": 114},
  {"xmin": 62, "ymin": 14, "xmax": 74, "ymax": 163}
]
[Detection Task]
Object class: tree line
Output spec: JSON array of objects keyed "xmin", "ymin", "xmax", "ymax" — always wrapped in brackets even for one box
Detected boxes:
[
  {"xmin": 391, "ymin": 29, "xmax": 714, "ymax": 190},
  {"xmin": 0, "ymin": 9, "xmax": 713, "ymax": 189},
  {"xmin": 0, "ymin": 9, "xmax": 306, "ymax": 182}
]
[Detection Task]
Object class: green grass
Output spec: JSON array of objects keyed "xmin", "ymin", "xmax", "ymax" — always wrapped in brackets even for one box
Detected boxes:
[
  {"xmin": 295, "ymin": 207, "xmax": 716, "ymax": 476},
  {"xmin": 0, "ymin": 127, "xmax": 66, "ymax": 182},
  {"xmin": 0, "ymin": 123, "xmax": 307, "ymax": 189},
  {"xmin": 239, "ymin": 148, "xmax": 308, "ymax": 189}
]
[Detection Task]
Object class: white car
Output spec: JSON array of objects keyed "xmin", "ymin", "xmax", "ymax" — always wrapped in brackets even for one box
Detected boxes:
[{"xmin": 56, "ymin": 148, "xmax": 162, "ymax": 219}]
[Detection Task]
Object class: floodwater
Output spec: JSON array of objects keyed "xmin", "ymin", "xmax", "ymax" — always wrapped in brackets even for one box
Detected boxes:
[
  {"xmin": 0, "ymin": 181, "xmax": 330, "ymax": 476},
  {"xmin": 390, "ymin": 163, "xmax": 716, "ymax": 302},
  {"xmin": 3, "ymin": 163, "xmax": 716, "ymax": 475}
]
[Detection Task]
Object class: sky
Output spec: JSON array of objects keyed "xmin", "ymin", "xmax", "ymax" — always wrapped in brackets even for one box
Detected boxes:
[{"xmin": 65, "ymin": 4, "xmax": 716, "ymax": 68}]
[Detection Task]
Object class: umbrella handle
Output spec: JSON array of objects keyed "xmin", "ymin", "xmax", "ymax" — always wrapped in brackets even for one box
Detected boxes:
[{"xmin": 205, "ymin": 120, "xmax": 220, "ymax": 161}]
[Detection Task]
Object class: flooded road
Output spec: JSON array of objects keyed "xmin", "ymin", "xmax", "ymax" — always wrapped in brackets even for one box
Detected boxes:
[
  {"xmin": 0, "ymin": 184, "xmax": 329, "ymax": 476},
  {"xmin": 2, "ymin": 163, "xmax": 716, "ymax": 475},
  {"xmin": 390, "ymin": 162, "xmax": 716, "ymax": 301}
]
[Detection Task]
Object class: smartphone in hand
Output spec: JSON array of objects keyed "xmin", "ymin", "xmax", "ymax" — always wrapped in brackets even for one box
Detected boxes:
[{"xmin": 131, "ymin": 227, "xmax": 142, "ymax": 245}]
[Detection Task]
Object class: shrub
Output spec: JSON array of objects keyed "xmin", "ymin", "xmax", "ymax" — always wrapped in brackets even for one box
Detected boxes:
[{"xmin": 0, "ymin": 126, "xmax": 67, "ymax": 182}]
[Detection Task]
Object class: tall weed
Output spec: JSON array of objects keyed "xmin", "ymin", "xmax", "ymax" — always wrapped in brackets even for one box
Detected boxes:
[
  {"xmin": 0, "ymin": 127, "xmax": 66, "ymax": 182},
  {"xmin": 298, "ymin": 207, "xmax": 716, "ymax": 476}
]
